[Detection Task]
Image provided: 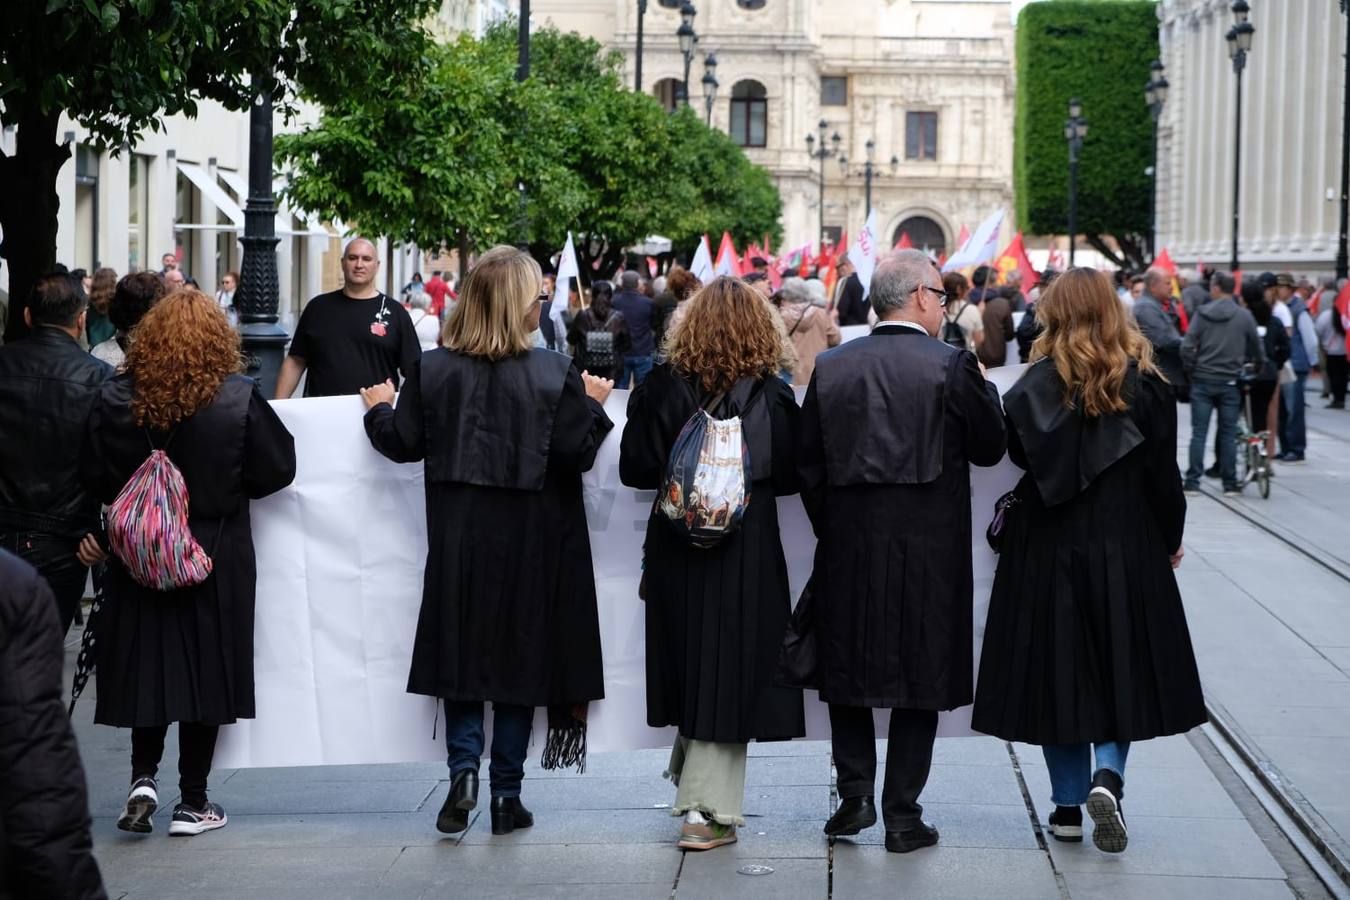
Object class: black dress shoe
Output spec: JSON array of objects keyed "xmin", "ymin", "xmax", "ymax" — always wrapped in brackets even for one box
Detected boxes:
[
  {"xmin": 490, "ymin": 796, "xmax": 534, "ymax": 835},
  {"xmin": 823, "ymin": 796, "xmax": 877, "ymax": 836},
  {"xmin": 885, "ymin": 821, "xmax": 939, "ymax": 853},
  {"xmin": 436, "ymin": 770, "xmax": 478, "ymax": 834}
]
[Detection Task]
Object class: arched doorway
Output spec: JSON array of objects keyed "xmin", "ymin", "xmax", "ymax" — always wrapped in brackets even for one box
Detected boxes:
[
  {"xmin": 729, "ymin": 80, "xmax": 768, "ymax": 147},
  {"xmin": 652, "ymin": 78, "xmax": 681, "ymax": 113},
  {"xmin": 893, "ymin": 216, "xmax": 946, "ymax": 257}
]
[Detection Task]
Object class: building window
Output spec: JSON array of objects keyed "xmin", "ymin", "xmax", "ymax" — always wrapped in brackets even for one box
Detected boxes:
[
  {"xmin": 737, "ymin": 0, "xmax": 767, "ymax": 8},
  {"xmin": 821, "ymin": 76, "xmax": 847, "ymax": 107},
  {"xmin": 658, "ymin": 0, "xmax": 680, "ymax": 7},
  {"xmin": 906, "ymin": 111, "xmax": 938, "ymax": 160},
  {"xmin": 653, "ymin": 77, "xmax": 681, "ymax": 113},
  {"xmin": 174, "ymin": 169, "xmax": 197, "ymax": 275},
  {"xmin": 128, "ymin": 154, "xmax": 148, "ymax": 271},
  {"xmin": 894, "ymin": 216, "xmax": 946, "ymax": 257},
  {"xmin": 729, "ymin": 80, "xmax": 767, "ymax": 148}
]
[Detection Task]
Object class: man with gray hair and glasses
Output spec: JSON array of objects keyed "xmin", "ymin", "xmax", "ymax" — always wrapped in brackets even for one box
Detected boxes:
[{"xmin": 797, "ymin": 248, "xmax": 1006, "ymax": 854}]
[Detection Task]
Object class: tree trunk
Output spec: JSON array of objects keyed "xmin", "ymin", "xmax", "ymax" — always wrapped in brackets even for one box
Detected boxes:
[{"xmin": 0, "ymin": 107, "xmax": 68, "ymax": 343}]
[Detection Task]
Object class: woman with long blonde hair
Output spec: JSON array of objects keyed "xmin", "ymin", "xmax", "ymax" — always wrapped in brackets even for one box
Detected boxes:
[
  {"xmin": 361, "ymin": 246, "xmax": 614, "ymax": 837},
  {"xmin": 972, "ymin": 268, "xmax": 1205, "ymax": 854},
  {"xmin": 619, "ymin": 276, "xmax": 804, "ymax": 851},
  {"xmin": 82, "ymin": 289, "xmax": 296, "ymax": 837}
]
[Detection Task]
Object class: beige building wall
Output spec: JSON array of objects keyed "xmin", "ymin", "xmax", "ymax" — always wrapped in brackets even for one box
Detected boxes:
[
  {"xmin": 1156, "ymin": 0, "xmax": 1345, "ymax": 276},
  {"xmin": 532, "ymin": 0, "xmax": 1014, "ymax": 254}
]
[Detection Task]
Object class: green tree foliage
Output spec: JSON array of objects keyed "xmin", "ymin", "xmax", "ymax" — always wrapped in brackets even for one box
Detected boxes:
[
  {"xmin": 0, "ymin": 0, "xmax": 437, "ymax": 341},
  {"xmin": 1014, "ymin": 0, "xmax": 1158, "ymax": 268},
  {"xmin": 279, "ymin": 21, "xmax": 783, "ymax": 277}
]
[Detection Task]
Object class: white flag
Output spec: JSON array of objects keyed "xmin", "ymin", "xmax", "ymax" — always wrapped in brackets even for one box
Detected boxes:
[
  {"xmin": 551, "ymin": 232, "xmax": 578, "ymax": 346},
  {"xmin": 942, "ymin": 209, "xmax": 1005, "ymax": 272},
  {"xmin": 689, "ymin": 234, "xmax": 715, "ymax": 283},
  {"xmin": 850, "ymin": 210, "xmax": 880, "ymax": 297}
]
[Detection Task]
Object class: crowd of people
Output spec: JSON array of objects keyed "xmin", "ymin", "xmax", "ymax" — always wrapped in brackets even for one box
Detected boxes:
[{"xmin": 4, "ymin": 232, "xmax": 1341, "ymax": 898}]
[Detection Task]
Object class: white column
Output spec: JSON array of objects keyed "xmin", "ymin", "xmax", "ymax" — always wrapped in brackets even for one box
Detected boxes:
[
  {"xmin": 196, "ymin": 158, "xmax": 219, "ymax": 292},
  {"xmin": 99, "ymin": 152, "xmax": 129, "ymax": 274},
  {"xmin": 149, "ymin": 151, "xmax": 177, "ymax": 266},
  {"xmin": 55, "ymin": 135, "xmax": 77, "ymax": 268}
]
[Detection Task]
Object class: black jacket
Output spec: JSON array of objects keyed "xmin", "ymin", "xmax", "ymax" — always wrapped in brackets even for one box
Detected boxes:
[
  {"xmin": 0, "ymin": 550, "xmax": 106, "ymax": 899},
  {"xmin": 836, "ymin": 274, "xmax": 869, "ymax": 326},
  {"xmin": 0, "ymin": 328, "xmax": 111, "ymax": 536}
]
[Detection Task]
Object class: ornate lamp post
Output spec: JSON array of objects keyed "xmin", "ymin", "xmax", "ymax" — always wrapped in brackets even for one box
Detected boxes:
[
  {"xmin": 838, "ymin": 138, "xmax": 899, "ymax": 219},
  {"xmin": 237, "ymin": 88, "xmax": 287, "ymax": 396},
  {"xmin": 1144, "ymin": 60, "xmax": 1168, "ymax": 263},
  {"xmin": 677, "ymin": 2, "xmax": 696, "ymax": 107},
  {"xmin": 805, "ymin": 120, "xmax": 842, "ymax": 248},
  {"xmin": 1335, "ymin": 0, "xmax": 1349, "ymax": 280},
  {"xmin": 1064, "ymin": 97, "xmax": 1088, "ymax": 268},
  {"xmin": 701, "ymin": 53, "xmax": 719, "ymax": 126},
  {"xmin": 1226, "ymin": 0, "xmax": 1255, "ymax": 272}
]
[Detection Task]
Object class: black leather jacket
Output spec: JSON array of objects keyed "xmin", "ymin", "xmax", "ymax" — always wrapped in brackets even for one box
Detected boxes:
[{"xmin": 0, "ymin": 328, "xmax": 111, "ymax": 537}]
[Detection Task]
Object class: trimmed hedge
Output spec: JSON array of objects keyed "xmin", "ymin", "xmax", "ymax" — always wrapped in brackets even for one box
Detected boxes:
[{"xmin": 1014, "ymin": 1, "xmax": 1159, "ymax": 238}]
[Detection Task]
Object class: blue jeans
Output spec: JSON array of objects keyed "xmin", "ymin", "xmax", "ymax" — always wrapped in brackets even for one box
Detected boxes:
[
  {"xmin": 1278, "ymin": 372, "xmax": 1308, "ymax": 455},
  {"xmin": 1187, "ymin": 379, "xmax": 1240, "ymax": 490},
  {"xmin": 1042, "ymin": 741, "xmax": 1130, "ymax": 806},
  {"xmin": 621, "ymin": 354, "xmax": 654, "ymax": 389},
  {"xmin": 443, "ymin": 701, "xmax": 534, "ymax": 797}
]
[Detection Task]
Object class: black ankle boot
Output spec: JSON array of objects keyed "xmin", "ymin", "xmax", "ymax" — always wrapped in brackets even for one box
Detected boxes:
[
  {"xmin": 436, "ymin": 770, "xmax": 478, "ymax": 834},
  {"xmin": 823, "ymin": 797, "xmax": 877, "ymax": 836},
  {"xmin": 490, "ymin": 796, "xmax": 534, "ymax": 835}
]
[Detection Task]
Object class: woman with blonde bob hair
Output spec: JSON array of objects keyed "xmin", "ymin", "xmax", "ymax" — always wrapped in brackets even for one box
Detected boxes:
[
  {"xmin": 81, "ymin": 289, "xmax": 297, "ymax": 837},
  {"xmin": 361, "ymin": 245, "xmax": 615, "ymax": 837},
  {"xmin": 973, "ymin": 268, "xmax": 1205, "ymax": 854},
  {"xmin": 620, "ymin": 276, "xmax": 804, "ymax": 851}
]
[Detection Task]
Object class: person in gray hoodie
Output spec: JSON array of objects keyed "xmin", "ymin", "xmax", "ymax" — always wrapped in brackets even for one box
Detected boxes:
[{"xmin": 1181, "ymin": 271, "xmax": 1265, "ymax": 493}]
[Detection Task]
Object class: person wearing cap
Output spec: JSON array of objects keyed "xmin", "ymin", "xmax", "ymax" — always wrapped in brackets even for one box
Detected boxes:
[
  {"xmin": 1275, "ymin": 273, "xmax": 1319, "ymax": 462},
  {"xmin": 1260, "ymin": 272, "xmax": 1291, "ymax": 331}
]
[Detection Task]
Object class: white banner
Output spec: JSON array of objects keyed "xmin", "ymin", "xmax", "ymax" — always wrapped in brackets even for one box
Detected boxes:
[{"xmin": 215, "ymin": 366, "xmax": 1026, "ymax": 769}]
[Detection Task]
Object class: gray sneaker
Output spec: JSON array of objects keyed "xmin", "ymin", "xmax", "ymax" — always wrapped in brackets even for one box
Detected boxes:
[{"xmin": 169, "ymin": 801, "xmax": 228, "ymax": 836}]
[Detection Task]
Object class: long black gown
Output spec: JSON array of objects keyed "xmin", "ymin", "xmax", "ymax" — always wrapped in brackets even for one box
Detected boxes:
[
  {"xmin": 364, "ymin": 348, "xmax": 611, "ymax": 709},
  {"xmin": 81, "ymin": 374, "xmax": 297, "ymax": 727},
  {"xmin": 972, "ymin": 361, "xmax": 1207, "ymax": 745},
  {"xmin": 619, "ymin": 363, "xmax": 805, "ymax": 743}
]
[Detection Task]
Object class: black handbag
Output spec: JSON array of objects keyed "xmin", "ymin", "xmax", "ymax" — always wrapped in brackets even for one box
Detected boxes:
[
  {"xmin": 775, "ymin": 578, "xmax": 820, "ymax": 690},
  {"xmin": 986, "ymin": 490, "xmax": 1021, "ymax": 553}
]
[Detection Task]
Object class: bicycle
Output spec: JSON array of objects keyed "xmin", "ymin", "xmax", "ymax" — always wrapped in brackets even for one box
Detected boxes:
[{"xmin": 1234, "ymin": 370, "xmax": 1272, "ymax": 499}]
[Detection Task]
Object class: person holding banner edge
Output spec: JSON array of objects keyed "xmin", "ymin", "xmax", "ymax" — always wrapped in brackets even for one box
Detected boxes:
[{"xmin": 360, "ymin": 246, "xmax": 614, "ymax": 837}]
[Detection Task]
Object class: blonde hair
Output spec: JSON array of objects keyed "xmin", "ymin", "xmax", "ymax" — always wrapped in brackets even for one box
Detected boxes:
[
  {"xmin": 665, "ymin": 276, "xmax": 791, "ymax": 392},
  {"xmin": 442, "ymin": 245, "xmax": 539, "ymax": 361},
  {"xmin": 1031, "ymin": 267, "xmax": 1162, "ymax": 417}
]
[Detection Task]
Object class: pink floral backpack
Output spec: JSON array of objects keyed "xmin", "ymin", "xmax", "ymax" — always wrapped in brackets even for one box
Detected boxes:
[{"xmin": 105, "ymin": 434, "xmax": 214, "ymax": 590}]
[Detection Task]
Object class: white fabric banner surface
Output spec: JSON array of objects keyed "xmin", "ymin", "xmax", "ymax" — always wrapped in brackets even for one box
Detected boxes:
[{"xmin": 215, "ymin": 365, "xmax": 1027, "ymax": 769}]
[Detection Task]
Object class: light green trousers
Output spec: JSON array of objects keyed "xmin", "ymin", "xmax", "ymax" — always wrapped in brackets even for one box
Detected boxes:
[{"xmin": 664, "ymin": 735, "xmax": 748, "ymax": 826}]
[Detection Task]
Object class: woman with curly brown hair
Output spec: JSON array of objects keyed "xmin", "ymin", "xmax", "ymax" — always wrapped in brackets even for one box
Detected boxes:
[
  {"xmin": 84, "ymin": 266, "xmax": 119, "ymax": 349},
  {"xmin": 619, "ymin": 276, "xmax": 804, "ymax": 851},
  {"xmin": 81, "ymin": 289, "xmax": 296, "ymax": 838}
]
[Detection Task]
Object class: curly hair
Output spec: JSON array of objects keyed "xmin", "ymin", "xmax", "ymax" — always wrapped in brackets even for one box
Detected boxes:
[
  {"xmin": 1030, "ymin": 267, "xmax": 1160, "ymax": 418},
  {"xmin": 90, "ymin": 267, "xmax": 118, "ymax": 314},
  {"xmin": 665, "ymin": 266, "xmax": 702, "ymax": 302},
  {"xmin": 665, "ymin": 276, "xmax": 790, "ymax": 392},
  {"xmin": 126, "ymin": 288, "xmax": 243, "ymax": 431}
]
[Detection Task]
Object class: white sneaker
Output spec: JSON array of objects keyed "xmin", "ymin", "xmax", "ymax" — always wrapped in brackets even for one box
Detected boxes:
[{"xmin": 116, "ymin": 777, "xmax": 158, "ymax": 834}]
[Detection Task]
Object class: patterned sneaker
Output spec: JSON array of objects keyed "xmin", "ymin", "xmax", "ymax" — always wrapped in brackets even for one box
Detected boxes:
[
  {"xmin": 169, "ymin": 801, "xmax": 228, "ymax": 836},
  {"xmin": 677, "ymin": 814, "xmax": 737, "ymax": 851},
  {"xmin": 116, "ymin": 777, "xmax": 158, "ymax": 834},
  {"xmin": 1086, "ymin": 770, "xmax": 1128, "ymax": 853}
]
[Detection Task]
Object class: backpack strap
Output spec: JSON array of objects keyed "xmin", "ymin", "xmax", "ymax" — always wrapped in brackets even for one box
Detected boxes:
[{"xmin": 144, "ymin": 426, "xmax": 180, "ymax": 453}]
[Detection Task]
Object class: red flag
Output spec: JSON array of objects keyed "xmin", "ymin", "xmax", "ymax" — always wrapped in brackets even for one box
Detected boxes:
[
  {"xmin": 715, "ymin": 231, "xmax": 742, "ymax": 277},
  {"xmin": 646, "ymin": 256, "xmax": 658, "ymax": 278},
  {"xmin": 993, "ymin": 231, "xmax": 1040, "ymax": 290},
  {"xmin": 895, "ymin": 232, "xmax": 913, "ymax": 250},
  {"xmin": 937, "ymin": 252, "xmax": 947, "ymax": 267},
  {"xmin": 833, "ymin": 231, "xmax": 849, "ymax": 264},
  {"xmin": 1154, "ymin": 248, "xmax": 1178, "ymax": 276},
  {"xmin": 1335, "ymin": 281, "xmax": 1350, "ymax": 354},
  {"xmin": 955, "ymin": 224, "xmax": 971, "ymax": 250}
]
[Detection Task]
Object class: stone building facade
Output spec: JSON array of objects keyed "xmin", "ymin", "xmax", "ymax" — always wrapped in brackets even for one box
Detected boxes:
[
  {"xmin": 1155, "ymin": 0, "xmax": 1347, "ymax": 277},
  {"xmin": 531, "ymin": 0, "xmax": 1015, "ymax": 255}
]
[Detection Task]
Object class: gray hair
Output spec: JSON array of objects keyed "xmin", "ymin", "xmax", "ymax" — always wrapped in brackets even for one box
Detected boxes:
[
  {"xmin": 408, "ymin": 291, "xmax": 430, "ymax": 310},
  {"xmin": 870, "ymin": 249, "xmax": 937, "ymax": 317},
  {"xmin": 652, "ymin": 276, "xmax": 667, "ymax": 295},
  {"xmin": 620, "ymin": 270, "xmax": 640, "ymax": 290},
  {"xmin": 804, "ymin": 278, "xmax": 827, "ymax": 306},
  {"xmin": 778, "ymin": 276, "xmax": 811, "ymax": 304}
]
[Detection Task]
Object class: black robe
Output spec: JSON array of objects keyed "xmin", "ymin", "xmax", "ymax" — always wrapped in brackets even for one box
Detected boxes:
[
  {"xmin": 798, "ymin": 325, "xmax": 1007, "ymax": 710},
  {"xmin": 972, "ymin": 361, "xmax": 1207, "ymax": 744},
  {"xmin": 619, "ymin": 363, "xmax": 805, "ymax": 743},
  {"xmin": 81, "ymin": 375, "xmax": 297, "ymax": 727},
  {"xmin": 364, "ymin": 348, "xmax": 611, "ymax": 707}
]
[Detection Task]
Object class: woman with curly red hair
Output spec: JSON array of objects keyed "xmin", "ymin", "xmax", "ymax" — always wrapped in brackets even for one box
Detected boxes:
[
  {"xmin": 619, "ymin": 276, "xmax": 804, "ymax": 851},
  {"xmin": 81, "ymin": 289, "xmax": 296, "ymax": 838}
]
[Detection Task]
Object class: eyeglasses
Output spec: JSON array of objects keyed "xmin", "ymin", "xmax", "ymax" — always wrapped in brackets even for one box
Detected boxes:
[{"xmin": 920, "ymin": 285, "xmax": 951, "ymax": 307}]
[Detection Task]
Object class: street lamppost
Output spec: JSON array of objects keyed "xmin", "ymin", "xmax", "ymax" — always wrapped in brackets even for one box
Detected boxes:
[
  {"xmin": 701, "ymin": 53, "xmax": 719, "ymax": 126},
  {"xmin": 838, "ymin": 138, "xmax": 899, "ymax": 218},
  {"xmin": 1226, "ymin": 0, "xmax": 1255, "ymax": 273},
  {"xmin": 1145, "ymin": 60, "xmax": 1169, "ymax": 263},
  {"xmin": 1064, "ymin": 97, "xmax": 1088, "ymax": 268},
  {"xmin": 516, "ymin": 0, "xmax": 532, "ymax": 248},
  {"xmin": 635, "ymin": 0, "xmax": 647, "ymax": 93},
  {"xmin": 1335, "ymin": 0, "xmax": 1349, "ymax": 280},
  {"xmin": 805, "ymin": 120, "xmax": 841, "ymax": 248},
  {"xmin": 677, "ymin": 2, "xmax": 696, "ymax": 107},
  {"xmin": 237, "ymin": 86, "xmax": 287, "ymax": 396}
]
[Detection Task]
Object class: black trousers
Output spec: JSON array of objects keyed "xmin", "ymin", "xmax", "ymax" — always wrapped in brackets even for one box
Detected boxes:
[
  {"xmin": 829, "ymin": 704, "xmax": 939, "ymax": 831},
  {"xmin": 131, "ymin": 722, "xmax": 221, "ymax": 810},
  {"xmin": 0, "ymin": 532, "xmax": 87, "ymax": 633},
  {"xmin": 1327, "ymin": 354, "xmax": 1348, "ymax": 405}
]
